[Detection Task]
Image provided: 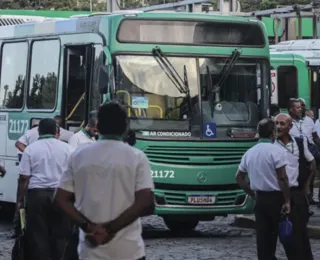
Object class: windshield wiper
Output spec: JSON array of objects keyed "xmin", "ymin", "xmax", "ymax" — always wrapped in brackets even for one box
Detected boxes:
[
  {"xmin": 207, "ymin": 49, "xmax": 242, "ymax": 117},
  {"xmin": 152, "ymin": 46, "xmax": 192, "ymax": 115}
]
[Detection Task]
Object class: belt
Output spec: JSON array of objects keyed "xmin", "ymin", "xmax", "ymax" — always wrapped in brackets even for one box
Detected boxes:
[{"xmin": 27, "ymin": 188, "xmax": 55, "ymax": 192}]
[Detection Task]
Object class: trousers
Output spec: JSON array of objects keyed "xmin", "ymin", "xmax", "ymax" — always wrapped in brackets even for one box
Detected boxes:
[
  {"xmin": 25, "ymin": 188, "xmax": 72, "ymax": 260},
  {"xmin": 255, "ymin": 191, "xmax": 284, "ymax": 260}
]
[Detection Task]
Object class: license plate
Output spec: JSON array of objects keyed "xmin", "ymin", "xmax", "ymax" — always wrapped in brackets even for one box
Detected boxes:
[{"xmin": 188, "ymin": 195, "xmax": 216, "ymax": 204}]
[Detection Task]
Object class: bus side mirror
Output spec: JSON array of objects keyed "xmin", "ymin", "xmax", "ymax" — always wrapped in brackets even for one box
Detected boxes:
[{"xmin": 98, "ymin": 65, "xmax": 109, "ymax": 94}]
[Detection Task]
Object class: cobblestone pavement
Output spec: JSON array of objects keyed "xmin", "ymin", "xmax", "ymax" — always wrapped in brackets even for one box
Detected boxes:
[{"xmin": 1, "ymin": 211, "xmax": 320, "ymax": 260}]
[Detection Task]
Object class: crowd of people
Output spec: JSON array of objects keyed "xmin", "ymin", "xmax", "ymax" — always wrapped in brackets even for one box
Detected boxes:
[
  {"xmin": 237, "ymin": 98, "xmax": 320, "ymax": 260},
  {"xmin": 12, "ymin": 102, "xmax": 154, "ymax": 260},
  {"xmin": 4, "ymin": 97, "xmax": 319, "ymax": 260}
]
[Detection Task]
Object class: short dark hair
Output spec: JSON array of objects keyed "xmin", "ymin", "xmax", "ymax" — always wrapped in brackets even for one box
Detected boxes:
[
  {"xmin": 97, "ymin": 101, "xmax": 127, "ymax": 136},
  {"xmin": 38, "ymin": 118, "xmax": 58, "ymax": 136},
  {"xmin": 270, "ymin": 104, "xmax": 280, "ymax": 117},
  {"xmin": 88, "ymin": 111, "xmax": 97, "ymax": 127},
  {"xmin": 287, "ymin": 98, "xmax": 300, "ymax": 111},
  {"xmin": 257, "ymin": 118, "xmax": 275, "ymax": 138}
]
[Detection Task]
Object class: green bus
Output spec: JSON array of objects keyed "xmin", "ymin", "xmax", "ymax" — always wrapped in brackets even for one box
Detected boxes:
[
  {"xmin": 270, "ymin": 40, "xmax": 320, "ymax": 117},
  {"xmin": 0, "ymin": 12, "xmax": 271, "ymax": 230},
  {"xmin": 0, "ymin": 9, "xmax": 317, "ymax": 43}
]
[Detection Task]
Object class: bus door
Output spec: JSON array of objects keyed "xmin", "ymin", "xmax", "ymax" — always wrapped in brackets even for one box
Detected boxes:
[
  {"xmin": 309, "ymin": 66, "xmax": 320, "ymax": 118},
  {"xmin": 62, "ymin": 44, "xmax": 94, "ymax": 132}
]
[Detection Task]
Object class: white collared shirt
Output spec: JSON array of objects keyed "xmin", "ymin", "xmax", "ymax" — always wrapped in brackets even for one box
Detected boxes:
[
  {"xmin": 290, "ymin": 116, "xmax": 316, "ymax": 144},
  {"xmin": 274, "ymin": 136, "xmax": 314, "ymax": 187},
  {"xmin": 18, "ymin": 126, "xmax": 74, "ymax": 145},
  {"xmin": 18, "ymin": 127, "xmax": 39, "ymax": 146},
  {"xmin": 237, "ymin": 141, "xmax": 288, "ymax": 191},
  {"xmin": 59, "ymin": 140, "xmax": 154, "ymax": 260},
  {"xmin": 19, "ymin": 138, "xmax": 74, "ymax": 189},
  {"xmin": 68, "ymin": 129, "xmax": 95, "ymax": 149}
]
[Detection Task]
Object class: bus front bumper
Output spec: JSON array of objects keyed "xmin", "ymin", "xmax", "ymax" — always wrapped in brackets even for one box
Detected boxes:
[{"xmin": 153, "ymin": 188, "xmax": 254, "ymax": 217}]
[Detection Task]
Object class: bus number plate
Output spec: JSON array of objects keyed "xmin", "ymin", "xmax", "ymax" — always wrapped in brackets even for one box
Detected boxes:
[{"xmin": 188, "ymin": 195, "xmax": 216, "ymax": 205}]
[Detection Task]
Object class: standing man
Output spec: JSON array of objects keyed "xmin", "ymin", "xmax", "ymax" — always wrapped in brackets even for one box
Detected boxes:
[
  {"xmin": 236, "ymin": 118, "xmax": 290, "ymax": 260},
  {"xmin": 68, "ymin": 112, "xmax": 98, "ymax": 149},
  {"xmin": 274, "ymin": 113, "xmax": 314, "ymax": 259},
  {"xmin": 54, "ymin": 102, "xmax": 154, "ymax": 260},
  {"xmin": 306, "ymin": 109, "xmax": 315, "ymax": 120},
  {"xmin": 17, "ymin": 119, "xmax": 74, "ymax": 260},
  {"xmin": 289, "ymin": 98, "xmax": 320, "ymax": 205}
]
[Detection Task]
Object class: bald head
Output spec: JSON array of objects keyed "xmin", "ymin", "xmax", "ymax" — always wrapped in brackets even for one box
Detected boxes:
[
  {"xmin": 275, "ymin": 113, "xmax": 292, "ymax": 124},
  {"xmin": 274, "ymin": 113, "xmax": 292, "ymax": 139}
]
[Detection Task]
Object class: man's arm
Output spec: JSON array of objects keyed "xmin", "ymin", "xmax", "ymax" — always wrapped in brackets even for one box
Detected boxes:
[
  {"xmin": 15, "ymin": 141, "xmax": 26, "ymax": 153},
  {"xmin": 17, "ymin": 152, "xmax": 31, "ymax": 208},
  {"xmin": 312, "ymin": 132, "xmax": 320, "ymax": 147},
  {"xmin": 303, "ymin": 138, "xmax": 316, "ymax": 194},
  {"xmin": 104, "ymin": 152, "xmax": 154, "ymax": 234},
  {"xmin": 235, "ymin": 170, "xmax": 254, "ymax": 197},
  {"xmin": 54, "ymin": 188, "xmax": 94, "ymax": 229},
  {"xmin": 275, "ymin": 165, "xmax": 290, "ymax": 204}
]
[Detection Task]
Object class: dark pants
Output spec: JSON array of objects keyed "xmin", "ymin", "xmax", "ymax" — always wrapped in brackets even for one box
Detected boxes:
[
  {"xmin": 13, "ymin": 154, "xmax": 23, "ymax": 237},
  {"xmin": 255, "ymin": 191, "xmax": 284, "ymax": 260},
  {"xmin": 25, "ymin": 188, "xmax": 71, "ymax": 260},
  {"xmin": 283, "ymin": 189, "xmax": 313, "ymax": 260}
]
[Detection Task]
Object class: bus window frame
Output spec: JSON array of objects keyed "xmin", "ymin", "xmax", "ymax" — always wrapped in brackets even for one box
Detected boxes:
[
  {"xmin": 26, "ymin": 37, "xmax": 61, "ymax": 113},
  {"xmin": 0, "ymin": 39, "xmax": 29, "ymax": 112},
  {"xmin": 116, "ymin": 18, "xmax": 266, "ymax": 48}
]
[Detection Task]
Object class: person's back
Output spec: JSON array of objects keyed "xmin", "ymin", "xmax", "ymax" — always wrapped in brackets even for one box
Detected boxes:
[
  {"xmin": 56, "ymin": 101, "xmax": 154, "ymax": 260},
  {"xmin": 70, "ymin": 139, "xmax": 149, "ymax": 259},
  {"xmin": 240, "ymin": 142, "xmax": 284, "ymax": 191},
  {"xmin": 24, "ymin": 138, "xmax": 73, "ymax": 188}
]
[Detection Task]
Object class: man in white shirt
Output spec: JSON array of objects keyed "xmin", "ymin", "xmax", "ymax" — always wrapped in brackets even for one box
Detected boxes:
[
  {"xmin": 17, "ymin": 119, "xmax": 74, "ymax": 260},
  {"xmin": 68, "ymin": 112, "xmax": 98, "ymax": 149},
  {"xmin": 54, "ymin": 102, "xmax": 154, "ymax": 260},
  {"xmin": 274, "ymin": 113, "xmax": 314, "ymax": 259},
  {"xmin": 236, "ymin": 118, "xmax": 290, "ymax": 260},
  {"xmin": 289, "ymin": 98, "xmax": 320, "ymax": 205}
]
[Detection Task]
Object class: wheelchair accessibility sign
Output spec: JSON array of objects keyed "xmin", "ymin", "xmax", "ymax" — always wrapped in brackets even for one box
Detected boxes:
[{"xmin": 203, "ymin": 123, "xmax": 216, "ymax": 138}]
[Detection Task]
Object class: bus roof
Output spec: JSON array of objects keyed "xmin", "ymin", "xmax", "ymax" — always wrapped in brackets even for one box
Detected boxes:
[
  {"xmin": 0, "ymin": 12, "xmax": 266, "ymax": 40},
  {"xmin": 270, "ymin": 40, "xmax": 320, "ymax": 66}
]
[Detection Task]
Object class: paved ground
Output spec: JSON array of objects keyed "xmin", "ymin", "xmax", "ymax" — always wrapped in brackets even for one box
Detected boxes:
[{"xmin": 1, "ymin": 209, "xmax": 320, "ymax": 260}]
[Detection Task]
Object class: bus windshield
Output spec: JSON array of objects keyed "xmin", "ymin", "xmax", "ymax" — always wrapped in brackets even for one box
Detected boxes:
[{"xmin": 115, "ymin": 55, "xmax": 264, "ymax": 139}]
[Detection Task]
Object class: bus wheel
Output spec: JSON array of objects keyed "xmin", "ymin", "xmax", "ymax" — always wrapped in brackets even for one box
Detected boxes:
[{"xmin": 163, "ymin": 217, "xmax": 199, "ymax": 232}]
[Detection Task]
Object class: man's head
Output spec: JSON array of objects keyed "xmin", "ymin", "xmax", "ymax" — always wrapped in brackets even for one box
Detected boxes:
[
  {"xmin": 257, "ymin": 118, "xmax": 276, "ymax": 141},
  {"xmin": 54, "ymin": 115, "xmax": 63, "ymax": 127},
  {"xmin": 274, "ymin": 113, "xmax": 292, "ymax": 139},
  {"xmin": 288, "ymin": 98, "xmax": 302, "ymax": 119},
  {"xmin": 85, "ymin": 111, "xmax": 98, "ymax": 137},
  {"xmin": 38, "ymin": 118, "xmax": 59, "ymax": 138},
  {"xmin": 306, "ymin": 109, "xmax": 314, "ymax": 120},
  {"xmin": 297, "ymin": 98, "xmax": 306, "ymax": 117},
  {"xmin": 97, "ymin": 101, "xmax": 127, "ymax": 137},
  {"xmin": 270, "ymin": 104, "xmax": 280, "ymax": 119}
]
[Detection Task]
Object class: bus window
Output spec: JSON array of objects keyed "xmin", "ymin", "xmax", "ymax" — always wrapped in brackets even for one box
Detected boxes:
[
  {"xmin": 0, "ymin": 42, "xmax": 28, "ymax": 109},
  {"xmin": 277, "ymin": 66, "xmax": 298, "ymax": 108},
  {"xmin": 27, "ymin": 40, "xmax": 60, "ymax": 110}
]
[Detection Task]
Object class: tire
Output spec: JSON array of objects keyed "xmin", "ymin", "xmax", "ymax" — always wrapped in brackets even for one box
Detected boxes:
[{"xmin": 163, "ymin": 217, "xmax": 199, "ymax": 232}]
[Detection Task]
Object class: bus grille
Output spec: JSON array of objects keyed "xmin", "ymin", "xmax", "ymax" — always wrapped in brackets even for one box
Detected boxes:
[{"xmin": 144, "ymin": 146, "xmax": 249, "ymax": 166}]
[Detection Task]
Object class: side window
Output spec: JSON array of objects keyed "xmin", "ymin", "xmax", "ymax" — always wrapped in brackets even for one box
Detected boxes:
[
  {"xmin": 0, "ymin": 42, "xmax": 28, "ymax": 109},
  {"xmin": 277, "ymin": 66, "xmax": 298, "ymax": 108},
  {"xmin": 27, "ymin": 40, "xmax": 60, "ymax": 110}
]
